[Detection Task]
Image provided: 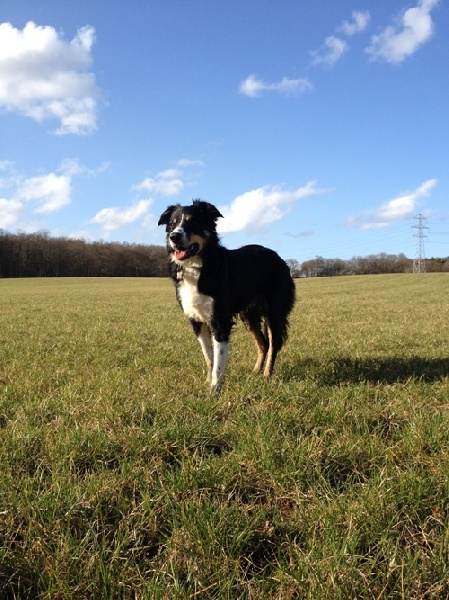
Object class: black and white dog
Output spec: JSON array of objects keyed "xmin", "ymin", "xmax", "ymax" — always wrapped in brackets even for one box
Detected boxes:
[{"xmin": 158, "ymin": 200, "xmax": 295, "ymax": 392}]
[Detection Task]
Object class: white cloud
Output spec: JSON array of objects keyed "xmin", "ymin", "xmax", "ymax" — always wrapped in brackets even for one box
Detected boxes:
[
  {"xmin": 175, "ymin": 159, "xmax": 205, "ymax": 169},
  {"xmin": 0, "ymin": 159, "xmax": 107, "ymax": 229},
  {"xmin": 365, "ymin": 0, "xmax": 439, "ymax": 63},
  {"xmin": 338, "ymin": 11, "xmax": 371, "ymax": 36},
  {"xmin": 0, "ymin": 198, "xmax": 22, "ymax": 228},
  {"xmin": 239, "ymin": 75, "xmax": 313, "ymax": 98},
  {"xmin": 0, "ymin": 161, "xmax": 19, "ymax": 192},
  {"xmin": 348, "ymin": 179, "xmax": 437, "ymax": 230},
  {"xmin": 15, "ymin": 173, "xmax": 72, "ymax": 214},
  {"xmin": 136, "ymin": 169, "xmax": 184, "ymax": 196},
  {"xmin": 218, "ymin": 181, "xmax": 325, "ymax": 234},
  {"xmin": 310, "ymin": 36, "xmax": 348, "ymax": 67},
  {"xmin": 375, "ymin": 179, "xmax": 437, "ymax": 221},
  {"xmin": 310, "ymin": 10, "xmax": 370, "ymax": 68},
  {"xmin": 58, "ymin": 158, "xmax": 110, "ymax": 178},
  {"xmin": 90, "ymin": 199, "xmax": 153, "ymax": 232},
  {"xmin": 0, "ymin": 160, "xmax": 15, "ymax": 174},
  {"xmin": 0, "ymin": 21, "xmax": 100, "ymax": 134},
  {"xmin": 134, "ymin": 159, "xmax": 205, "ymax": 196}
]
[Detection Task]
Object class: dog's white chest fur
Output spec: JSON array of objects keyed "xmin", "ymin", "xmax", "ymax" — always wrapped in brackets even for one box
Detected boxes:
[{"xmin": 178, "ymin": 265, "xmax": 213, "ymax": 323}]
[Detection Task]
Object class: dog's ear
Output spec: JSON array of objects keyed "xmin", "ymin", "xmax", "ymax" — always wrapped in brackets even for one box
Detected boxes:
[
  {"xmin": 193, "ymin": 199, "xmax": 223, "ymax": 221},
  {"xmin": 158, "ymin": 205, "xmax": 177, "ymax": 226}
]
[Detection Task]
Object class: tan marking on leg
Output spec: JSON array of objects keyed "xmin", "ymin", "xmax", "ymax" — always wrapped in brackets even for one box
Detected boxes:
[
  {"xmin": 263, "ymin": 324, "xmax": 277, "ymax": 379},
  {"xmin": 252, "ymin": 329, "xmax": 268, "ymax": 373},
  {"xmin": 242, "ymin": 316, "xmax": 268, "ymax": 373}
]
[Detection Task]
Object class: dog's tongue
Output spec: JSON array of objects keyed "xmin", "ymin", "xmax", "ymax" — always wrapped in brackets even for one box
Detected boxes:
[{"xmin": 175, "ymin": 249, "xmax": 187, "ymax": 260}]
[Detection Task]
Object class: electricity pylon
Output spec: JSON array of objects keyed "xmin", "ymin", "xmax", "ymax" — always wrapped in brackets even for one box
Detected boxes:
[{"xmin": 412, "ymin": 214, "xmax": 429, "ymax": 273}]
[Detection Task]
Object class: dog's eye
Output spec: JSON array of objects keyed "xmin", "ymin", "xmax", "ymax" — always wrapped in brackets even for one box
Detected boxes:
[{"xmin": 169, "ymin": 219, "xmax": 177, "ymax": 229}]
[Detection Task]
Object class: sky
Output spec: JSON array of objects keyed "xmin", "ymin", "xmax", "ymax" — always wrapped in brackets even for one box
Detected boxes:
[{"xmin": 1, "ymin": 0, "xmax": 448, "ymax": 263}]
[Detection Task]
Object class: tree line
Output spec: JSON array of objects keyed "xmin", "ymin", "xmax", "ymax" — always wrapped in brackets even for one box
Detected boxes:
[
  {"xmin": 0, "ymin": 230, "xmax": 167, "ymax": 278},
  {"xmin": 0, "ymin": 231, "xmax": 447, "ymax": 278},
  {"xmin": 287, "ymin": 253, "xmax": 449, "ymax": 277}
]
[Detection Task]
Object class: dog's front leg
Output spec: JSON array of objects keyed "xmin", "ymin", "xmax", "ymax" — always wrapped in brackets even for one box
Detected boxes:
[
  {"xmin": 210, "ymin": 337, "xmax": 229, "ymax": 393},
  {"xmin": 198, "ymin": 323, "xmax": 214, "ymax": 383},
  {"xmin": 191, "ymin": 320, "xmax": 213, "ymax": 383}
]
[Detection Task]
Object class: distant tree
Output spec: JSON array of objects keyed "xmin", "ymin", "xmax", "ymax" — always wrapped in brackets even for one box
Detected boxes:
[
  {"xmin": 299, "ymin": 258, "xmax": 320, "ymax": 277},
  {"xmin": 285, "ymin": 258, "xmax": 301, "ymax": 278},
  {"xmin": 320, "ymin": 258, "xmax": 347, "ymax": 277}
]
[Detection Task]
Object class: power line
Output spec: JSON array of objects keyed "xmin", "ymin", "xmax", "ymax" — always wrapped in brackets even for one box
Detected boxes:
[{"xmin": 412, "ymin": 214, "xmax": 429, "ymax": 273}]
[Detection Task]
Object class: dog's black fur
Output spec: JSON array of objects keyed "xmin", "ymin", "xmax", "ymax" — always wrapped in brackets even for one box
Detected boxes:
[{"xmin": 158, "ymin": 199, "xmax": 295, "ymax": 392}]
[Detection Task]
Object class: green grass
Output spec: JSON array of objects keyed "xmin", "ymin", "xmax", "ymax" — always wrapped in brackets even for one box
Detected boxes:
[{"xmin": 1, "ymin": 274, "xmax": 448, "ymax": 599}]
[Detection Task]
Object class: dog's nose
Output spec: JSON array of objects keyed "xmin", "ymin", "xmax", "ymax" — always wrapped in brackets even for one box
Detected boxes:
[{"xmin": 169, "ymin": 231, "xmax": 183, "ymax": 244}]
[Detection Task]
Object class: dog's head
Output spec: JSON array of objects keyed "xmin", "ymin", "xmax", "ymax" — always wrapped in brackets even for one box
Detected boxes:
[{"xmin": 158, "ymin": 200, "xmax": 223, "ymax": 263}]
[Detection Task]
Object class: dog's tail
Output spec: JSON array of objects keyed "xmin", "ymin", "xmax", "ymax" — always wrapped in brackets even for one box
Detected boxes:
[
  {"xmin": 265, "ymin": 261, "xmax": 296, "ymax": 352},
  {"xmin": 260, "ymin": 264, "xmax": 295, "ymax": 378},
  {"xmin": 278, "ymin": 268, "xmax": 296, "ymax": 346}
]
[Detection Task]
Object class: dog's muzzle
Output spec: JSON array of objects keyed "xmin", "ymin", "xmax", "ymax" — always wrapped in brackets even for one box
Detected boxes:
[{"xmin": 169, "ymin": 231, "xmax": 200, "ymax": 261}]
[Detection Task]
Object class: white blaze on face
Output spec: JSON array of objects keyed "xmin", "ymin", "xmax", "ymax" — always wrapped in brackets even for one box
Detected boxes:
[{"xmin": 169, "ymin": 214, "xmax": 189, "ymax": 252}]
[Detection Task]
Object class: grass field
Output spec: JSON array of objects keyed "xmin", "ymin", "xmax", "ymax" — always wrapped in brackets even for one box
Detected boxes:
[{"xmin": 1, "ymin": 274, "xmax": 448, "ymax": 599}]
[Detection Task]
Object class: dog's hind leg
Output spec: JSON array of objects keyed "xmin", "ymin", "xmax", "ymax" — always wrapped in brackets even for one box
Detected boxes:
[
  {"xmin": 263, "ymin": 306, "xmax": 292, "ymax": 378},
  {"xmin": 191, "ymin": 320, "xmax": 214, "ymax": 383},
  {"xmin": 263, "ymin": 323, "xmax": 277, "ymax": 378},
  {"xmin": 263, "ymin": 277, "xmax": 295, "ymax": 378},
  {"xmin": 240, "ymin": 311, "xmax": 268, "ymax": 373},
  {"xmin": 263, "ymin": 311, "xmax": 285, "ymax": 379}
]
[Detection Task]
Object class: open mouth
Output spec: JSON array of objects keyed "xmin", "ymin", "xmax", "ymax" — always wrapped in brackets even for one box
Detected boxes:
[{"xmin": 174, "ymin": 243, "xmax": 200, "ymax": 261}]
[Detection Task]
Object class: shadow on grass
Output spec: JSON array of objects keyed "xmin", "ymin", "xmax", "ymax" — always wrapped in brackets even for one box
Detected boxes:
[{"xmin": 286, "ymin": 356, "xmax": 449, "ymax": 385}]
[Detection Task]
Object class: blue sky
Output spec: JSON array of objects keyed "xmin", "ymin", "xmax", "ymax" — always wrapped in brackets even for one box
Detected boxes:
[{"xmin": 1, "ymin": 0, "xmax": 448, "ymax": 262}]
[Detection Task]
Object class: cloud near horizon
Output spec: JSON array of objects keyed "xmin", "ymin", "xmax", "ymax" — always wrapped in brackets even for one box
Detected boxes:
[
  {"xmin": 0, "ymin": 167, "xmax": 72, "ymax": 229},
  {"xmin": 0, "ymin": 160, "xmax": 107, "ymax": 230},
  {"xmin": 365, "ymin": 0, "xmax": 439, "ymax": 63},
  {"xmin": 347, "ymin": 179, "xmax": 437, "ymax": 230},
  {"xmin": 88, "ymin": 159, "xmax": 205, "ymax": 235},
  {"xmin": 0, "ymin": 21, "xmax": 100, "ymax": 134},
  {"xmin": 15, "ymin": 173, "xmax": 72, "ymax": 214},
  {"xmin": 218, "ymin": 182, "xmax": 325, "ymax": 234},
  {"xmin": 90, "ymin": 199, "xmax": 153, "ymax": 232}
]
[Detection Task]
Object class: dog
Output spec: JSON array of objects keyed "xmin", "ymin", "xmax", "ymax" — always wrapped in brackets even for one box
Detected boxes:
[{"xmin": 158, "ymin": 200, "xmax": 295, "ymax": 392}]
